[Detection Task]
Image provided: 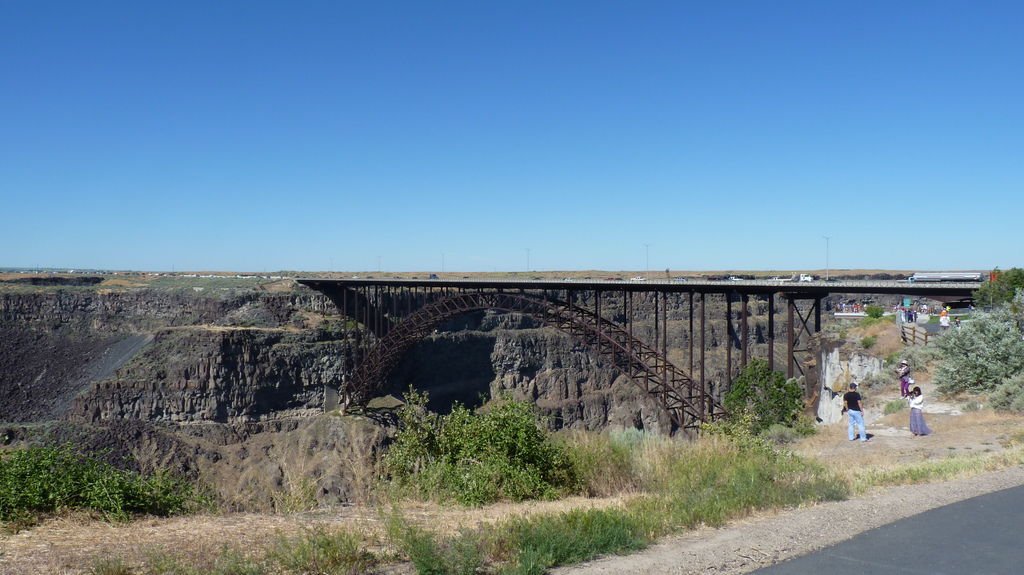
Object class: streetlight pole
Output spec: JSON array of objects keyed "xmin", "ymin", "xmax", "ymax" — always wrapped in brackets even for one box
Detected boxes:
[
  {"xmin": 644, "ymin": 243, "xmax": 651, "ymax": 277},
  {"xmin": 525, "ymin": 248, "xmax": 531, "ymax": 272},
  {"xmin": 823, "ymin": 236, "xmax": 830, "ymax": 281}
]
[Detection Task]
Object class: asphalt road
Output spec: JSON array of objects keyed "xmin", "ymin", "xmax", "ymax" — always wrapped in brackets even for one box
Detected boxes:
[{"xmin": 751, "ymin": 484, "xmax": 1024, "ymax": 574}]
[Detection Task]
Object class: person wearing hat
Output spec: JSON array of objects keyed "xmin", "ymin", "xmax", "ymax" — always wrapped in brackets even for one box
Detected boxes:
[
  {"xmin": 896, "ymin": 359, "xmax": 912, "ymax": 397},
  {"xmin": 843, "ymin": 382, "xmax": 868, "ymax": 442}
]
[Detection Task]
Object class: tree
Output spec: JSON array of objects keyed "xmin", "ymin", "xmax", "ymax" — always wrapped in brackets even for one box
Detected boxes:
[
  {"xmin": 723, "ymin": 359, "xmax": 804, "ymax": 433},
  {"xmin": 974, "ymin": 268, "xmax": 1024, "ymax": 308}
]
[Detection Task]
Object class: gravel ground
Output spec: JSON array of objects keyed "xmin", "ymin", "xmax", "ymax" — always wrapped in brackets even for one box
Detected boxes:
[{"xmin": 555, "ymin": 465, "xmax": 1024, "ymax": 575}]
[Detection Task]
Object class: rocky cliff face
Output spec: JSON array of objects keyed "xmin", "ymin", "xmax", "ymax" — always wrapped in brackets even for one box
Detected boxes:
[
  {"xmin": 1, "ymin": 283, "xmax": 373, "ymax": 509},
  {"xmin": 9, "ymin": 416, "xmax": 385, "ymax": 510},
  {"xmin": 489, "ymin": 329, "xmax": 672, "ymax": 432},
  {"xmin": 817, "ymin": 343, "xmax": 884, "ymax": 424},
  {"xmin": 69, "ymin": 327, "xmax": 354, "ymax": 423},
  {"xmin": 0, "ymin": 288, "xmax": 332, "ymax": 332},
  {"xmin": 0, "ymin": 286, "xmax": 344, "ymax": 422}
]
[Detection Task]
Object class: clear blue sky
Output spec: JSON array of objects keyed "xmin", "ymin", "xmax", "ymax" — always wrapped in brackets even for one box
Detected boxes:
[{"xmin": 2, "ymin": 1, "xmax": 1021, "ymax": 273}]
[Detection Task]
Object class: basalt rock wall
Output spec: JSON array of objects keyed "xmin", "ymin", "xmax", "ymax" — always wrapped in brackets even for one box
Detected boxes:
[
  {"xmin": 69, "ymin": 327, "xmax": 354, "ymax": 424},
  {"xmin": 0, "ymin": 286, "xmax": 341, "ymax": 423},
  {"xmin": 0, "ymin": 288, "xmax": 333, "ymax": 332}
]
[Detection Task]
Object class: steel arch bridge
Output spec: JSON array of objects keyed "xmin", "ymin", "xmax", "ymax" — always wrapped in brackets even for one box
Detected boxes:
[
  {"xmin": 298, "ymin": 276, "xmax": 979, "ymax": 433},
  {"xmin": 347, "ymin": 290, "xmax": 721, "ymax": 431}
]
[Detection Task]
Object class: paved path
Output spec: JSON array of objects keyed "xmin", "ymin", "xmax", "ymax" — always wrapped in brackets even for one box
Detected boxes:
[{"xmin": 752, "ymin": 484, "xmax": 1024, "ymax": 574}]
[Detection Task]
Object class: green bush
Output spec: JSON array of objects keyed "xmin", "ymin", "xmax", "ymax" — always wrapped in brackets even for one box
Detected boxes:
[
  {"xmin": 961, "ymin": 401, "xmax": 984, "ymax": 412},
  {"xmin": 884, "ymin": 400, "xmax": 907, "ymax": 415},
  {"xmin": 859, "ymin": 315, "xmax": 894, "ymax": 328},
  {"xmin": 762, "ymin": 423, "xmax": 802, "ymax": 445},
  {"xmin": 383, "ymin": 390, "xmax": 578, "ymax": 505},
  {"xmin": 722, "ymin": 359, "xmax": 804, "ymax": 434},
  {"xmin": 499, "ymin": 507, "xmax": 648, "ymax": 574},
  {"xmin": 0, "ymin": 446, "xmax": 202, "ymax": 522},
  {"xmin": 865, "ymin": 305, "xmax": 885, "ymax": 319},
  {"xmin": 861, "ymin": 335, "xmax": 877, "ymax": 349},
  {"xmin": 269, "ymin": 526, "xmax": 376, "ymax": 575},
  {"xmin": 990, "ymin": 373, "xmax": 1024, "ymax": 413},
  {"xmin": 387, "ymin": 515, "xmax": 483, "ymax": 575},
  {"xmin": 934, "ymin": 307, "xmax": 1024, "ymax": 393}
]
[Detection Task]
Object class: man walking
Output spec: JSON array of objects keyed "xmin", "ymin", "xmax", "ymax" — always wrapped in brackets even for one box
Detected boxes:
[{"xmin": 844, "ymin": 382, "xmax": 868, "ymax": 442}]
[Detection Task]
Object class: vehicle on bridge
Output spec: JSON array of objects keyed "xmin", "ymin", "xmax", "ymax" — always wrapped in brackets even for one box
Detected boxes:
[{"xmin": 909, "ymin": 272, "xmax": 983, "ymax": 282}]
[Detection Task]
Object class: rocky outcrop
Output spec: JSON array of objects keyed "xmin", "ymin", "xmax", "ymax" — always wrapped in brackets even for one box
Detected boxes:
[
  {"xmin": 1, "ymin": 288, "xmax": 333, "ymax": 332},
  {"xmin": 13, "ymin": 416, "xmax": 386, "ymax": 510},
  {"xmin": 69, "ymin": 327, "xmax": 354, "ymax": 424},
  {"xmin": 0, "ymin": 327, "xmax": 150, "ymax": 422},
  {"xmin": 489, "ymin": 329, "xmax": 672, "ymax": 433},
  {"xmin": 1, "ymin": 286, "xmax": 342, "ymax": 423},
  {"xmin": 817, "ymin": 343, "xmax": 884, "ymax": 424}
]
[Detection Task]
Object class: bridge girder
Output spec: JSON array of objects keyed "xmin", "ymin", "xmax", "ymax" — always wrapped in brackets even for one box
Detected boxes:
[{"xmin": 346, "ymin": 291, "xmax": 722, "ymax": 431}]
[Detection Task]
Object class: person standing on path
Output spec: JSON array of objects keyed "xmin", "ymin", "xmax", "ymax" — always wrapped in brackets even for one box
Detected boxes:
[
  {"xmin": 908, "ymin": 386, "xmax": 932, "ymax": 436},
  {"xmin": 896, "ymin": 359, "xmax": 912, "ymax": 397},
  {"xmin": 843, "ymin": 382, "xmax": 868, "ymax": 442}
]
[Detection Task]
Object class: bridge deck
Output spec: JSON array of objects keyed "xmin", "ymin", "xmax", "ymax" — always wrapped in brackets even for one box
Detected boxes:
[{"xmin": 297, "ymin": 278, "xmax": 980, "ymax": 297}]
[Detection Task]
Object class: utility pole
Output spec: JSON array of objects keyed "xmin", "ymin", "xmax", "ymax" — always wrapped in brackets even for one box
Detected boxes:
[
  {"xmin": 644, "ymin": 243, "xmax": 651, "ymax": 277},
  {"xmin": 525, "ymin": 248, "xmax": 531, "ymax": 272},
  {"xmin": 823, "ymin": 236, "xmax": 831, "ymax": 281}
]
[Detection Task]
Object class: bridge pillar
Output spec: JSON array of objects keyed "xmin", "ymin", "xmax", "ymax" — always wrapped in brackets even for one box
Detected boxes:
[
  {"xmin": 700, "ymin": 292, "xmax": 706, "ymax": 416},
  {"xmin": 726, "ymin": 294, "xmax": 732, "ymax": 386},
  {"xmin": 741, "ymin": 293, "xmax": 749, "ymax": 368},
  {"xmin": 768, "ymin": 294, "xmax": 775, "ymax": 371},
  {"xmin": 688, "ymin": 291, "xmax": 694, "ymax": 378},
  {"xmin": 786, "ymin": 294, "xmax": 823, "ymax": 381}
]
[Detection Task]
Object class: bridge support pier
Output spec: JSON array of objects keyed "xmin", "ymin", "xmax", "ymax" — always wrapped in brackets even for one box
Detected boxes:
[{"xmin": 786, "ymin": 294, "xmax": 823, "ymax": 381}]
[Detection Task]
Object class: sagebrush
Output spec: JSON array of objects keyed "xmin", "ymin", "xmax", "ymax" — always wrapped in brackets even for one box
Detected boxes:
[
  {"xmin": 383, "ymin": 390, "xmax": 578, "ymax": 505},
  {"xmin": 0, "ymin": 445, "xmax": 202, "ymax": 522}
]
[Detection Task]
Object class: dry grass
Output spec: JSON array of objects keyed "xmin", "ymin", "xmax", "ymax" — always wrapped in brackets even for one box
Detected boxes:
[
  {"xmin": 261, "ymin": 279, "xmax": 299, "ymax": 293},
  {"xmin": 865, "ymin": 321, "xmax": 903, "ymax": 358},
  {"xmin": 795, "ymin": 407, "xmax": 1024, "ymax": 486},
  {"xmin": 0, "ymin": 496, "xmax": 639, "ymax": 574},
  {"xmin": 6, "ymin": 407, "xmax": 1023, "ymax": 575}
]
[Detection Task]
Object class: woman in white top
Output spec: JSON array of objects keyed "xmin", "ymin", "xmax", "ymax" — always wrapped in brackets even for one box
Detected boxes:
[{"xmin": 908, "ymin": 386, "xmax": 932, "ymax": 436}]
